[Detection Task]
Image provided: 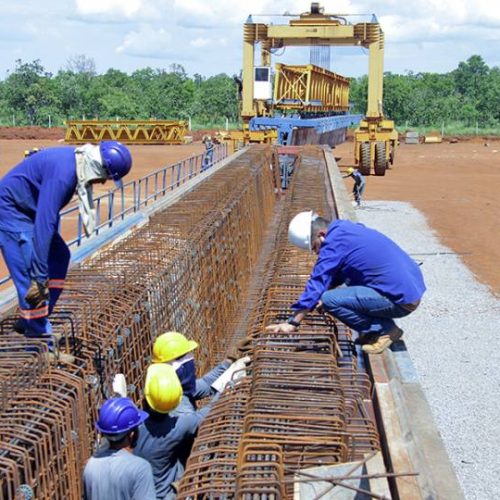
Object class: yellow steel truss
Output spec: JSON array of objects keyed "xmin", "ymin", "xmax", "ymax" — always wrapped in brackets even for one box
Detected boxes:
[
  {"xmin": 65, "ymin": 120, "xmax": 187, "ymax": 145},
  {"xmin": 274, "ymin": 63, "xmax": 349, "ymax": 112}
]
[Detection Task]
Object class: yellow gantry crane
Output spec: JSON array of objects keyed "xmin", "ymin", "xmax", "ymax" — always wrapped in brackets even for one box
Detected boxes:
[{"xmin": 241, "ymin": 3, "xmax": 398, "ymax": 175}]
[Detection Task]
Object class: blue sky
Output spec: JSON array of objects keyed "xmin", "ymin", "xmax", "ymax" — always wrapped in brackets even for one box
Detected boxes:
[{"xmin": 0, "ymin": 0, "xmax": 499, "ymax": 79}]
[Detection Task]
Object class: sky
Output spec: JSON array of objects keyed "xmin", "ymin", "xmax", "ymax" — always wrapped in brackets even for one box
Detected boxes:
[{"xmin": 0, "ymin": 0, "xmax": 499, "ymax": 80}]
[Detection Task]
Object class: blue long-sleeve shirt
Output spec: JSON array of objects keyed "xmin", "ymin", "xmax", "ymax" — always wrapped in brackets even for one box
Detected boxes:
[
  {"xmin": 291, "ymin": 220, "xmax": 425, "ymax": 311},
  {"xmin": 0, "ymin": 147, "xmax": 77, "ymax": 281},
  {"xmin": 134, "ymin": 395, "xmax": 221, "ymax": 499},
  {"xmin": 352, "ymin": 171, "xmax": 365, "ymax": 187}
]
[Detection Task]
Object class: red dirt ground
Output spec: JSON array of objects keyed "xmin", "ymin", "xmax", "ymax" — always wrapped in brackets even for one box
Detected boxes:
[{"xmin": 336, "ymin": 138, "xmax": 500, "ymax": 297}]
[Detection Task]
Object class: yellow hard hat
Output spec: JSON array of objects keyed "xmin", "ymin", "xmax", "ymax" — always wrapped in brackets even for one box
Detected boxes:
[
  {"xmin": 24, "ymin": 150, "xmax": 30, "ymax": 157},
  {"xmin": 347, "ymin": 167, "xmax": 354, "ymax": 175},
  {"xmin": 144, "ymin": 364, "xmax": 183, "ymax": 413},
  {"xmin": 152, "ymin": 331, "xmax": 199, "ymax": 363}
]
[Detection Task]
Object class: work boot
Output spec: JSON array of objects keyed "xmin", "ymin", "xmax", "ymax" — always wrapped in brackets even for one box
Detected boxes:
[
  {"xmin": 362, "ymin": 326, "xmax": 403, "ymax": 354},
  {"xmin": 45, "ymin": 350, "xmax": 75, "ymax": 364},
  {"xmin": 354, "ymin": 333, "xmax": 378, "ymax": 345}
]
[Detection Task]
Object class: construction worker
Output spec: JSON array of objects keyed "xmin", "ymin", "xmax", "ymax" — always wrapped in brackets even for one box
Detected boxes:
[
  {"xmin": 151, "ymin": 331, "xmax": 251, "ymax": 415},
  {"xmin": 201, "ymin": 136, "xmax": 215, "ymax": 172},
  {"xmin": 266, "ymin": 212, "xmax": 426, "ymax": 354},
  {"xmin": 0, "ymin": 141, "xmax": 131, "ymax": 362},
  {"xmin": 344, "ymin": 167, "xmax": 365, "ymax": 207},
  {"xmin": 134, "ymin": 363, "xmax": 226, "ymax": 498},
  {"xmin": 83, "ymin": 397, "xmax": 156, "ymax": 500}
]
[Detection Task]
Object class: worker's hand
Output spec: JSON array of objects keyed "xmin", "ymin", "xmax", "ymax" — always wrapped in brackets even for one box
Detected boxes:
[
  {"xmin": 24, "ymin": 280, "xmax": 49, "ymax": 309},
  {"xmin": 265, "ymin": 323, "xmax": 297, "ymax": 334},
  {"xmin": 226, "ymin": 336, "xmax": 253, "ymax": 362},
  {"xmin": 112, "ymin": 374, "xmax": 127, "ymax": 398}
]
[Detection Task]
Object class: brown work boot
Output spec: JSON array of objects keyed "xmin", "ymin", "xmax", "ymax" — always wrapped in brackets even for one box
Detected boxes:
[
  {"xmin": 354, "ymin": 333, "xmax": 378, "ymax": 345},
  {"xmin": 362, "ymin": 326, "xmax": 403, "ymax": 354},
  {"xmin": 45, "ymin": 350, "xmax": 75, "ymax": 364}
]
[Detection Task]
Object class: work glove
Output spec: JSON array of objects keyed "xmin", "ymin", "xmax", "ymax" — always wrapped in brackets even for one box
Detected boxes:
[
  {"xmin": 25, "ymin": 280, "xmax": 49, "ymax": 309},
  {"xmin": 112, "ymin": 374, "xmax": 128, "ymax": 397},
  {"xmin": 226, "ymin": 336, "xmax": 253, "ymax": 362},
  {"xmin": 211, "ymin": 356, "xmax": 250, "ymax": 393}
]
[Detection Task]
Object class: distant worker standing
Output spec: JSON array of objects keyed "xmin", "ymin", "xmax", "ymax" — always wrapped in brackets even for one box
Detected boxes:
[
  {"xmin": 83, "ymin": 397, "xmax": 156, "ymax": 500},
  {"xmin": 201, "ymin": 136, "xmax": 215, "ymax": 172},
  {"xmin": 344, "ymin": 167, "xmax": 365, "ymax": 207},
  {"xmin": 266, "ymin": 212, "xmax": 426, "ymax": 354},
  {"xmin": 0, "ymin": 142, "xmax": 132, "ymax": 361}
]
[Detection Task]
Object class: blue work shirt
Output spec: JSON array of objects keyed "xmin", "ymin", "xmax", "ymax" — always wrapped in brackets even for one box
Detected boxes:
[
  {"xmin": 352, "ymin": 171, "xmax": 365, "ymax": 187},
  {"xmin": 0, "ymin": 147, "xmax": 77, "ymax": 281},
  {"xmin": 84, "ymin": 446, "xmax": 156, "ymax": 500},
  {"xmin": 292, "ymin": 220, "xmax": 425, "ymax": 311},
  {"xmin": 134, "ymin": 396, "xmax": 220, "ymax": 499}
]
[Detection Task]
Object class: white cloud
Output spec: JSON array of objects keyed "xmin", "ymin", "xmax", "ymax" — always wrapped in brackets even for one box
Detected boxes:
[
  {"xmin": 190, "ymin": 37, "xmax": 211, "ymax": 48},
  {"xmin": 75, "ymin": 0, "xmax": 144, "ymax": 18},
  {"xmin": 116, "ymin": 25, "xmax": 175, "ymax": 58}
]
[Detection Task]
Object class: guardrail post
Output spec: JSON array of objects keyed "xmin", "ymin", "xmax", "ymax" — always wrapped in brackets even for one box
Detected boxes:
[
  {"xmin": 176, "ymin": 162, "xmax": 182, "ymax": 187},
  {"xmin": 95, "ymin": 198, "xmax": 101, "ymax": 235},
  {"xmin": 171, "ymin": 165, "xmax": 175, "ymax": 191},
  {"xmin": 108, "ymin": 190, "xmax": 114, "ymax": 228},
  {"xmin": 189, "ymin": 157, "xmax": 194, "ymax": 179}
]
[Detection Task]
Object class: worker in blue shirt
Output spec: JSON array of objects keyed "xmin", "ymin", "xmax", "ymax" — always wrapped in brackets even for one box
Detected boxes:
[
  {"xmin": 134, "ymin": 364, "xmax": 215, "ymax": 498},
  {"xmin": 134, "ymin": 347, "xmax": 248, "ymax": 498},
  {"xmin": 84, "ymin": 397, "xmax": 156, "ymax": 500},
  {"xmin": 0, "ymin": 141, "xmax": 132, "ymax": 361},
  {"xmin": 201, "ymin": 136, "xmax": 215, "ymax": 172},
  {"xmin": 266, "ymin": 212, "xmax": 426, "ymax": 354},
  {"xmin": 151, "ymin": 331, "xmax": 251, "ymax": 416},
  {"xmin": 344, "ymin": 167, "xmax": 366, "ymax": 207}
]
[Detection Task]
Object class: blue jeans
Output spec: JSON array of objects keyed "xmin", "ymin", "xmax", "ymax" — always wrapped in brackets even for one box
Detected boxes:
[
  {"xmin": 0, "ymin": 229, "xmax": 70, "ymax": 336},
  {"xmin": 321, "ymin": 286, "xmax": 412, "ymax": 336}
]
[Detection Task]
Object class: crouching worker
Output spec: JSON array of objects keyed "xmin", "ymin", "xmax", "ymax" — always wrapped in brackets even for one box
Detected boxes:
[
  {"xmin": 134, "ymin": 363, "xmax": 226, "ymax": 498},
  {"xmin": 83, "ymin": 397, "xmax": 156, "ymax": 500},
  {"xmin": 266, "ymin": 212, "xmax": 426, "ymax": 354},
  {"xmin": 151, "ymin": 331, "xmax": 251, "ymax": 415}
]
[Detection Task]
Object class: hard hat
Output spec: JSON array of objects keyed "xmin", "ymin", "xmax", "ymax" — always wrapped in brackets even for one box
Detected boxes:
[
  {"xmin": 288, "ymin": 211, "xmax": 316, "ymax": 251},
  {"xmin": 24, "ymin": 150, "xmax": 30, "ymax": 157},
  {"xmin": 347, "ymin": 167, "xmax": 354, "ymax": 175},
  {"xmin": 152, "ymin": 331, "xmax": 199, "ymax": 363},
  {"xmin": 144, "ymin": 364, "xmax": 183, "ymax": 413},
  {"xmin": 95, "ymin": 397, "xmax": 148, "ymax": 435},
  {"xmin": 99, "ymin": 141, "xmax": 132, "ymax": 188}
]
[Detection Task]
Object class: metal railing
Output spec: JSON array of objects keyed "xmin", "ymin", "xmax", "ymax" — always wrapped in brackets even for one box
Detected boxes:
[{"xmin": 0, "ymin": 144, "xmax": 228, "ymax": 288}]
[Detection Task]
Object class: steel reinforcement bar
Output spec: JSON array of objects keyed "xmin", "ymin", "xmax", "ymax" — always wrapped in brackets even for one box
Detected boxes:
[
  {"xmin": 0, "ymin": 145, "xmax": 281, "ymax": 499},
  {"xmin": 177, "ymin": 147, "xmax": 381, "ymax": 499}
]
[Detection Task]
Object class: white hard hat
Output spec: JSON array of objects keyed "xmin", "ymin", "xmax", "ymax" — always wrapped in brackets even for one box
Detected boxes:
[{"xmin": 288, "ymin": 211, "xmax": 316, "ymax": 250}]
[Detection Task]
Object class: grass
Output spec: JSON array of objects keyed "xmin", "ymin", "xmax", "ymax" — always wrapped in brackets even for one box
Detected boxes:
[{"xmin": 397, "ymin": 122, "xmax": 500, "ymax": 136}]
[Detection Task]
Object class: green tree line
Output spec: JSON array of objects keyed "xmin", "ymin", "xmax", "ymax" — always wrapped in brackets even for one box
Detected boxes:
[
  {"xmin": 0, "ymin": 54, "xmax": 498, "ymax": 131},
  {"xmin": 0, "ymin": 56, "xmax": 240, "ymax": 128},
  {"xmin": 350, "ymin": 55, "xmax": 500, "ymax": 131}
]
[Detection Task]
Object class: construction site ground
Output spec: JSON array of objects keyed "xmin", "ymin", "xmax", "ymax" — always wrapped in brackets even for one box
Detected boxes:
[{"xmin": 1, "ymin": 136, "xmax": 499, "ymax": 299}]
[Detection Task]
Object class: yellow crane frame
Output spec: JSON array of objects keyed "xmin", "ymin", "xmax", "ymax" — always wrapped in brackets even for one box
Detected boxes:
[
  {"xmin": 242, "ymin": 3, "xmax": 397, "ymax": 175},
  {"xmin": 65, "ymin": 120, "xmax": 187, "ymax": 145},
  {"xmin": 274, "ymin": 63, "xmax": 350, "ymax": 112}
]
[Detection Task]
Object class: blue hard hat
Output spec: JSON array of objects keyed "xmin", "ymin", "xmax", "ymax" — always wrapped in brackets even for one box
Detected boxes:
[
  {"xmin": 95, "ymin": 397, "xmax": 148, "ymax": 435},
  {"xmin": 99, "ymin": 141, "xmax": 132, "ymax": 188}
]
